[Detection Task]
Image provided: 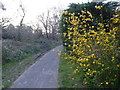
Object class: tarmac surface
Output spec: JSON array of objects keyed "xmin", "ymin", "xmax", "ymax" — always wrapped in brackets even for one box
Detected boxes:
[{"xmin": 11, "ymin": 45, "xmax": 63, "ymax": 88}]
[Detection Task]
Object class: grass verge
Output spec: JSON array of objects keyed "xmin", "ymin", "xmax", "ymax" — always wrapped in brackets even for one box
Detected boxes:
[
  {"xmin": 2, "ymin": 39, "xmax": 61, "ymax": 88},
  {"xmin": 58, "ymin": 49, "xmax": 86, "ymax": 88}
]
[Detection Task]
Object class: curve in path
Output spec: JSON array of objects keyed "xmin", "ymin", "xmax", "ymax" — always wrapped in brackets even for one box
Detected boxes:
[{"xmin": 11, "ymin": 45, "xmax": 63, "ymax": 88}]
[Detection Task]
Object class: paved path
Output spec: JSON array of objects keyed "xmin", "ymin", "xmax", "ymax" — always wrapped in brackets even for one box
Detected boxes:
[{"xmin": 11, "ymin": 45, "xmax": 63, "ymax": 88}]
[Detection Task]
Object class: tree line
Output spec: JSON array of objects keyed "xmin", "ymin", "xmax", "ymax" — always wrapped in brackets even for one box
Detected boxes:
[{"xmin": 0, "ymin": 1, "xmax": 62, "ymax": 41}]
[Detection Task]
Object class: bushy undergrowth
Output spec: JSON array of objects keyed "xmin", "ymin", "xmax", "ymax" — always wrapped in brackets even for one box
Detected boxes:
[
  {"xmin": 60, "ymin": 2, "xmax": 120, "ymax": 88},
  {"xmin": 2, "ymin": 38, "xmax": 61, "ymax": 88},
  {"xmin": 2, "ymin": 38, "xmax": 61, "ymax": 65}
]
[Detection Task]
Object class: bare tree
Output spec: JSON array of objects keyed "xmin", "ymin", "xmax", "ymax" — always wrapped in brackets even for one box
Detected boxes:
[
  {"xmin": 0, "ymin": 17, "xmax": 11, "ymax": 30},
  {"xmin": 37, "ymin": 7, "xmax": 61, "ymax": 39},
  {"xmin": 49, "ymin": 7, "xmax": 61, "ymax": 39},
  {"xmin": 19, "ymin": 4, "xmax": 25, "ymax": 26},
  {"xmin": 37, "ymin": 11, "xmax": 50, "ymax": 38},
  {"xmin": 33, "ymin": 23, "xmax": 43, "ymax": 39},
  {"xmin": 0, "ymin": 17, "xmax": 11, "ymax": 40},
  {"xmin": 17, "ymin": 0, "xmax": 26, "ymax": 41}
]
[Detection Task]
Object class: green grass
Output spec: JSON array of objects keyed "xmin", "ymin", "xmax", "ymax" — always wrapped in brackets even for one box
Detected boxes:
[
  {"xmin": 2, "ymin": 53, "xmax": 42, "ymax": 88},
  {"xmin": 2, "ymin": 52, "xmax": 42, "ymax": 88},
  {"xmin": 2, "ymin": 82, "xmax": 12, "ymax": 88},
  {"xmin": 2, "ymin": 38, "xmax": 62, "ymax": 88},
  {"xmin": 2, "ymin": 46, "xmax": 61, "ymax": 88},
  {"xmin": 58, "ymin": 50, "xmax": 86, "ymax": 88}
]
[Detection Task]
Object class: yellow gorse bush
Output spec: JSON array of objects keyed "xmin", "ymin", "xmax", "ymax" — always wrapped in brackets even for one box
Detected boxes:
[{"xmin": 61, "ymin": 7, "xmax": 120, "ymax": 88}]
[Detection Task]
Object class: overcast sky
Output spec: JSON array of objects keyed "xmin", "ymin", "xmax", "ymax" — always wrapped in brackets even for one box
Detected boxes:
[{"xmin": 0, "ymin": 0, "xmax": 119, "ymax": 26}]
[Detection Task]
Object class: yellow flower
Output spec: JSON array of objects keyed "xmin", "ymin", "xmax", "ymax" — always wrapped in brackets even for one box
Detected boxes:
[
  {"xmin": 68, "ymin": 45, "xmax": 71, "ymax": 47},
  {"xmin": 93, "ymin": 61, "xmax": 95, "ymax": 64},
  {"xmin": 83, "ymin": 64, "xmax": 86, "ymax": 66},
  {"xmin": 89, "ymin": 14, "xmax": 92, "ymax": 18},
  {"xmin": 98, "ymin": 23, "xmax": 104, "ymax": 27},
  {"xmin": 71, "ymin": 13, "xmax": 75, "ymax": 16},
  {"xmin": 113, "ymin": 18, "xmax": 119, "ymax": 23},
  {"xmin": 63, "ymin": 24, "xmax": 65, "ymax": 27},
  {"xmin": 106, "ymin": 82, "xmax": 109, "ymax": 85},
  {"xmin": 80, "ymin": 63, "xmax": 83, "ymax": 66},
  {"xmin": 92, "ymin": 26, "xmax": 94, "ymax": 28},
  {"xmin": 60, "ymin": 11, "xmax": 64, "ymax": 14},
  {"xmin": 86, "ymin": 73, "xmax": 89, "ymax": 75},
  {"xmin": 102, "ymin": 64, "xmax": 104, "ymax": 67},
  {"xmin": 64, "ymin": 11, "xmax": 68, "ymax": 15},
  {"xmin": 81, "ymin": 10, "xmax": 86, "ymax": 14},
  {"xmin": 64, "ymin": 43, "xmax": 67, "ymax": 45},
  {"xmin": 111, "ymin": 56, "xmax": 115, "ymax": 61},
  {"xmin": 97, "ymin": 41, "xmax": 100, "ymax": 44},
  {"xmin": 87, "ymin": 64, "xmax": 90, "ymax": 66},
  {"xmin": 93, "ymin": 71, "xmax": 96, "ymax": 73},
  {"xmin": 87, "ymin": 11, "xmax": 91, "ymax": 14},
  {"xmin": 83, "ymin": 69, "xmax": 86, "ymax": 71},
  {"xmin": 98, "ymin": 63, "xmax": 102, "ymax": 65},
  {"xmin": 88, "ymin": 69, "xmax": 90, "ymax": 71},
  {"xmin": 63, "ymin": 33, "xmax": 67, "ymax": 36},
  {"xmin": 72, "ymin": 78, "xmax": 74, "ymax": 80},
  {"xmin": 84, "ymin": 25, "xmax": 87, "ymax": 27},
  {"xmin": 98, "ymin": 85, "xmax": 100, "ymax": 87},
  {"xmin": 84, "ymin": 82, "xmax": 87, "ymax": 84},
  {"xmin": 117, "ymin": 64, "xmax": 120, "ymax": 67},
  {"xmin": 58, "ymin": 53, "xmax": 61, "ymax": 56},
  {"xmin": 85, "ymin": 18, "xmax": 91, "ymax": 21},
  {"xmin": 95, "ymin": 6, "xmax": 103, "ymax": 10}
]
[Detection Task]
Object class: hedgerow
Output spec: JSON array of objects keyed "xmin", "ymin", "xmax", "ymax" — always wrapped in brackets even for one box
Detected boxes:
[{"xmin": 60, "ymin": 2, "xmax": 120, "ymax": 88}]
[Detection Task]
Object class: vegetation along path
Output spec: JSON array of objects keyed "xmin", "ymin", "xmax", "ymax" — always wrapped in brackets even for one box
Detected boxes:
[{"xmin": 11, "ymin": 45, "xmax": 63, "ymax": 88}]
